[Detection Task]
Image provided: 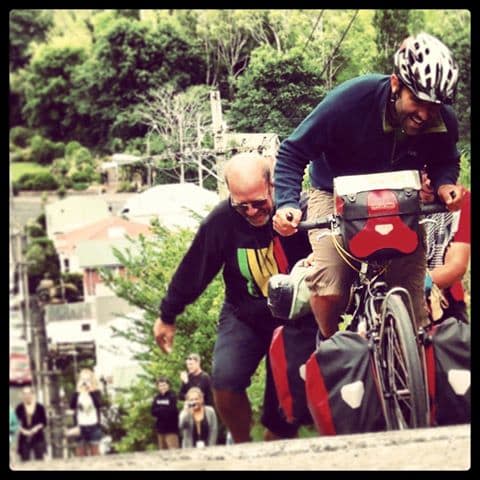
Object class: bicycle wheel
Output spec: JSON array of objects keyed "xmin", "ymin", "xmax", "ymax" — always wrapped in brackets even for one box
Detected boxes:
[{"xmin": 378, "ymin": 293, "xmax": 428, "ymax": 430}]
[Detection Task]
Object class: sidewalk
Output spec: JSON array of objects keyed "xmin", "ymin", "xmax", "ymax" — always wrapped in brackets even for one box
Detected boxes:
[{"xmin": 11, "ymin": 424, "xmax": 470, "ymax": 471}]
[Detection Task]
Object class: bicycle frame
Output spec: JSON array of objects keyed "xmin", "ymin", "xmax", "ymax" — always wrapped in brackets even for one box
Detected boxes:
[{"xmin": 344, "ymin": 258, "xmax": 430, "ymax": 430}]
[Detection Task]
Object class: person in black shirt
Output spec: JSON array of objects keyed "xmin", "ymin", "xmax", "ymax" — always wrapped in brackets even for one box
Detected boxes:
[
  {"xmin": 151, "ymin": 376, "xmax": 179, "ymax": 449},
  {"xmin": 179, "ymin": 353, "xmax": 213, "ymax": 406},
  {"xmin": 153, "ymin": 153, "xmax": 312, "ymax": 443},
  {"xmin": 15, "ymin": 386, "xmax": 47, "ymax": 462}
]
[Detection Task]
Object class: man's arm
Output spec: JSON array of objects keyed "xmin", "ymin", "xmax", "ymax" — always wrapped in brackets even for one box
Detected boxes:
[
  {"xmin": 430, "ymin": 242, "xmax": 470, "ymax": 289},
  {"xmin": 154, "ymin": 214, "xmax": 226, "ymax": 353}
]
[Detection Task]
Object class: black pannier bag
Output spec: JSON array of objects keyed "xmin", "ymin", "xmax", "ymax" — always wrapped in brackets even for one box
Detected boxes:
[
  {"xmin": 305, "ymin": 331, "xmax": 386, "ymax": 435},
  {"xmin": 269, "ymin": 315, "xmax": 318, "ymax": 426},
  {"xmin": 333, "ymin": 170, "xmax": 422, "ymax": 261},
  {"xmin": 424, "ymin": 316, "xmax": 471, "ymax": 426}
]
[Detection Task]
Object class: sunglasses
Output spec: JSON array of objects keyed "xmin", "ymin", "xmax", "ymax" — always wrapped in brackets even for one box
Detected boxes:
[{"xmin": 230, "ymin": 197, "xmax": 269, "ymax": 213}]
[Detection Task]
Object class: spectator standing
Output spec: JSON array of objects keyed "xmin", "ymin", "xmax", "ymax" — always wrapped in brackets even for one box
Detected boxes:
[
  {"xmin": 179, "ymin": 387, "xmax": 218, "ymax": 448},
  {"xmin": 151, "ymin": 376, "xmax": 180, "ymax": 449},
  {"xmin": 10, "ymin": 406, "xmax": 19, "ymax": 464},
  {"xmin": 69, "ymin": 368, "xmax": 103, "ymax": 457},
  {"xmin": 179, "ymin": 353, "xmax": 213, "ymax": 407},
  {"xmin": 420, "ymin": 171, "xmax": 471, "ymax": 323},
  {"xmin": 15, "ymin": 386, "xmax": 47, "ymax": 462}
]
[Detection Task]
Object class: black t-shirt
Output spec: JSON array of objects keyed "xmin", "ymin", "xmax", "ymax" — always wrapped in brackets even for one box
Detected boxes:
[{"xmin": 159, "ymin": 199, "xmax": 311, "ymax": 334}]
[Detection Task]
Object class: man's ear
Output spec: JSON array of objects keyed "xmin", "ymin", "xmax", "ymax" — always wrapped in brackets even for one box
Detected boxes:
[{"xmin": 390, "ymin": 73, "xmax": 400, "ymax": 95}]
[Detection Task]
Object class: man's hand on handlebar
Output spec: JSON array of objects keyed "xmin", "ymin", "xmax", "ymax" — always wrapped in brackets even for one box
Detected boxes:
[
  {"xmin": 437, "ymin": 184, "xmax": 464, "ymax": 212},
  {"xmin": 153, "ymin": 318, "xmax": 176, "ymax": 354},
  {"xmin": 273, "ymin": 207, "xmax": 302, "ymax": 236}
]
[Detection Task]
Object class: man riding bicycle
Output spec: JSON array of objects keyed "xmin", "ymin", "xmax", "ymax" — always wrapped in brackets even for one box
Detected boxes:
[{"xmin": 272, "ymin": 32, "xmax": 466, "ymax": 338}]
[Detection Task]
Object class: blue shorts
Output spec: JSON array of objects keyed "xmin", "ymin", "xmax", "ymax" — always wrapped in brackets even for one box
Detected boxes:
[
  {"xmin": 212, "ymin": 302, "xmax": 298, "ymax": 438},
  {"xmin": 79, "ymin": 425, "xmax": 102, "ymax": 444}
]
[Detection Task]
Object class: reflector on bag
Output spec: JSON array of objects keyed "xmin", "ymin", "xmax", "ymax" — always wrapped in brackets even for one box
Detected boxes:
[{"xmin": 333, "ymin": 170, "xmax": 421, "ymax": 260}]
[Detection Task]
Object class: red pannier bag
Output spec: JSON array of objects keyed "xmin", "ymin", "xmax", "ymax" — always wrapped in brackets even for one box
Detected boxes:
[
  {"xmin": 269, "ymin": 315, "xmax": 318, "ymax": 426},
  {"xmin": 333, "ymin": 170, "xmax": 422, "ymax": 261},
  {"xmin": 305, "ymin": 331, "xmax": 386, "ymax": 435},
  {"xmin": 424, "ymin": 316, "xmax": 471, "ymax": 426}
]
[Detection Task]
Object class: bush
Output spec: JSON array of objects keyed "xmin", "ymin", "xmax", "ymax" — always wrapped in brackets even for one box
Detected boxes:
[
  {"xmin": 71, "ymin": 170, "xmax": 92, "ymax": 183},
  {"xmin": 57, "ymin": 185, "xmax": 67, "ymax": 199},
  {"xmin": 9, "ymin": 148, "xmax": 31, "ymax": 163},
  {"xmin": 10, "ymin": 126, "xmax": 34, "ymax": 148},
  {"xmin": 72, "ymin": 182, "xmax": 89, "ymax": 191},
  {"xmin": 116, "ymin": 181, "xmax": 137, "ymax": 193},
  {"xmin": 30, "ymin": 172, "xmax": 59, "ymax": 190},
  {"xmin": 73, "ymin": 146, "xmax": 93, "ymax": 167},
  {"xmin": 53, "ymin": 141, "xmax": 66, "ymax": 159},
  {"xmin": 30, "ymin": 135, "xmax": 58, "ymax": 165},
  {"xmin": 65, "ymin": 141, "xmax": 83, "ymax": 159},
  {"xmin": 16, "ymin": 172, "xmax": 59, "ymax": 191}
]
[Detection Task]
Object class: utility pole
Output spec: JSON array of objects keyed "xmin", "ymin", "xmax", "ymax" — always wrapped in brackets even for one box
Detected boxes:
[
  {"xmin": 36, "ymin": 278, "xmax": 64, "ymax": 459},
  {"xmin": 209, "ymin": 90, "xmax": 228, "ymax": 199},
  {"xmin": 196, "ymin": 114, "xmax": 203, "ymax": 188}
]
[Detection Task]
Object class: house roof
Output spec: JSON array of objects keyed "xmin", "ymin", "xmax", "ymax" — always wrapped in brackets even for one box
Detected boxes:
[
  {"xmin": 120, "ymin": 183, "xmax": 219, "ymax": 229},
  {"xmin": 45, "ymin": 196, "xmax": 111, "ymax": 238},
  {"xmin": 55, "ymin": 215, "xmax": 152, "ymax": 255},
  {"xmin": 76, "ymin": 238, "xmax": 142, "ymax": 268}
]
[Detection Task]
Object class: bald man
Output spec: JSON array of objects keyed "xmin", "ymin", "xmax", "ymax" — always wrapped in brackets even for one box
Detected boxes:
[{"xmin": 153, "ymin": 152, "xmax": 312, "ymax": 443}]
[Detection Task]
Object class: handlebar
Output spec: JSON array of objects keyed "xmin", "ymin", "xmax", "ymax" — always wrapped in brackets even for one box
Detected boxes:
[{"xmin": 296, "ymin": 201, "xmax": 448, "ymax": 231}]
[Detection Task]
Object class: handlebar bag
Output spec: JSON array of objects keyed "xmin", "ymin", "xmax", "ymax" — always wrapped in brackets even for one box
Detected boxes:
[
  {"xmin": 424, "ymin": 316, "xmax": 470, "ymax": 426},
  {"xmin": 305, "ymin": 331, "xmax": 386, "ymax": 435},
  {"xmin": 269, "ymin": 315, "xmax": 318, "ymax": 426},
  {"xmin": 334, "ymin": 170, "xmax": 421, "ymax": 261}
]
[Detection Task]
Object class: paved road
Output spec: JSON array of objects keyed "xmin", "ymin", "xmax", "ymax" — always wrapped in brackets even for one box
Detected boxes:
[{"xmin": 11, "ymin": 424, "xmax": 470, "ymax": 471}]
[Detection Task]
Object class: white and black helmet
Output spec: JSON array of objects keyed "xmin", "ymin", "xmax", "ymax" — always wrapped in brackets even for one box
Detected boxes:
[{"xmin": 394, "ymin": 32, "xmax": 459, "ymax": 104}]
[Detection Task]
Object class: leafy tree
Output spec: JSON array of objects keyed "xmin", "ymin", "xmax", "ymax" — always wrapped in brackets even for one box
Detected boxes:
[
  {"xmin": 423, "ymin": 10, "xmax": 470, "ymax": 141},
  {"xmin": 100, "ymin": 222, "xmax": 220, "ymax": 450},
  {"xmin": 73, "ymin": 17, "xmax": 206, "ymax": 152},
  {"xmin": 9, "ymin": 9, "xmax": 54, "ymax": 71},
  {"xmin": 25, "ymin": 237, "xmax": 61, "ymax": 294},
  {"xmin": 228, "ymin": 45, "xmax": 327, "ymax": 139},
  {"xmin": 135, "ymin": 84, "xmax": 213, "ymax": 183},
  {"xmin": 372, "ymin": 10, "xmax": 411, "ymax": 73},
  {"xmin": 21, "ymin": 45, "xmax": 88, "ymax": 142}
]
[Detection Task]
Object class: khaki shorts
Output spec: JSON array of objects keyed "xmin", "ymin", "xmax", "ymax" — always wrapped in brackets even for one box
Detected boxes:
[{"xmin": 305, "ymin": 189, "xmax": 428, "ymax": 328}]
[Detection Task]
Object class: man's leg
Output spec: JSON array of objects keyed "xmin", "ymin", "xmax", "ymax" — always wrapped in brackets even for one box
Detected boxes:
[
  {"xmin": 164, "ymin": 433, "xmax": 179, "ymax": 449},
  {"xmin": 213, "ymin": 390, "xmax": 252, "ymax": 443},
  {"xmin": 306, "ymin": 190, "xmax": 355, "ymax": 338},
  {"xmin": 386, "ymin": 230, "xmax": 428, "ymax": 328},
  {"xmin": 310, "ymin": 294, "xmax": 346, "ymax": 338},
  {"xmin": 212, "ymin": 303, "xmax": 266, "ymax": 444}
]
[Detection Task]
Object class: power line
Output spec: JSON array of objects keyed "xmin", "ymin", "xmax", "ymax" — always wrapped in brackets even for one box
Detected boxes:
[{"xmin": 302, "ymin": 10, "xmax": 324, "ymax": 53}]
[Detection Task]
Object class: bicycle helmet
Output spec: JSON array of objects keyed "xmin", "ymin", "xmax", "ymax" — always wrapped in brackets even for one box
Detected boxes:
[{"xmin": 394, "ymin": 32, "xmax": 459, "ymax": 104}]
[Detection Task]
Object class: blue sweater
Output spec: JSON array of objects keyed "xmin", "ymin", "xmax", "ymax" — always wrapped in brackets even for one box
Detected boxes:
[{"xmin": 275, "ymin": 74, "xmax": 461, "ymax": 209}]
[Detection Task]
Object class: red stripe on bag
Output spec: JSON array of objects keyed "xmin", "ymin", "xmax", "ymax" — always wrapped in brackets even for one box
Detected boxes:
[
  {"xmin": 272, "ymin": 236, "xmax": 289, "ymax": 273},
  {"xmin": 269, "ymin": 326, "xmax": 294, "ymax": 422},
  {"xmin": 305, "ymin": 353, "xmax": 336, "ymax": 435},
  {"xmin": 425, "ymin": 326, "xmax": 437, "ymax": 426}
]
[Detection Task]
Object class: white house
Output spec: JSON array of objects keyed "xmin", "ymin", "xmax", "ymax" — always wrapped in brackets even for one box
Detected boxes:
[
  {"xmin": 120, "ymin": 183, "xmax": 219, "ymax": 229},
  {"xmin": 45, "ymin": 196, "xmax": 111, "ymax": 240}
]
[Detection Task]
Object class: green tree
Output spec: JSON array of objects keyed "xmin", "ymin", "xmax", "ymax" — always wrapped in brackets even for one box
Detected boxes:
[
  {"xmin": 101, "ymin": 221, "xmax": 224, "ymax": 450},
  {"xmin": 372, "ymin": 10, "xmax": 411, "ymax": 73},
  {"xmin": 74, "ymin": 17, "xmax": 206, "ymax": 152},
  {"xmin": 9, "ymin": 9, "xmax": 54, "ymax": 71},
  {"xmin": 423, "ymin": 10, "xmax": 470, "ymax": 141},
  {"xmin": 21, "ymin": 45, "xmax": 88, "ymax": 142},
  {"xmin": 228, "ymin": 45, "xmax": 327, "ymax": 139}
]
